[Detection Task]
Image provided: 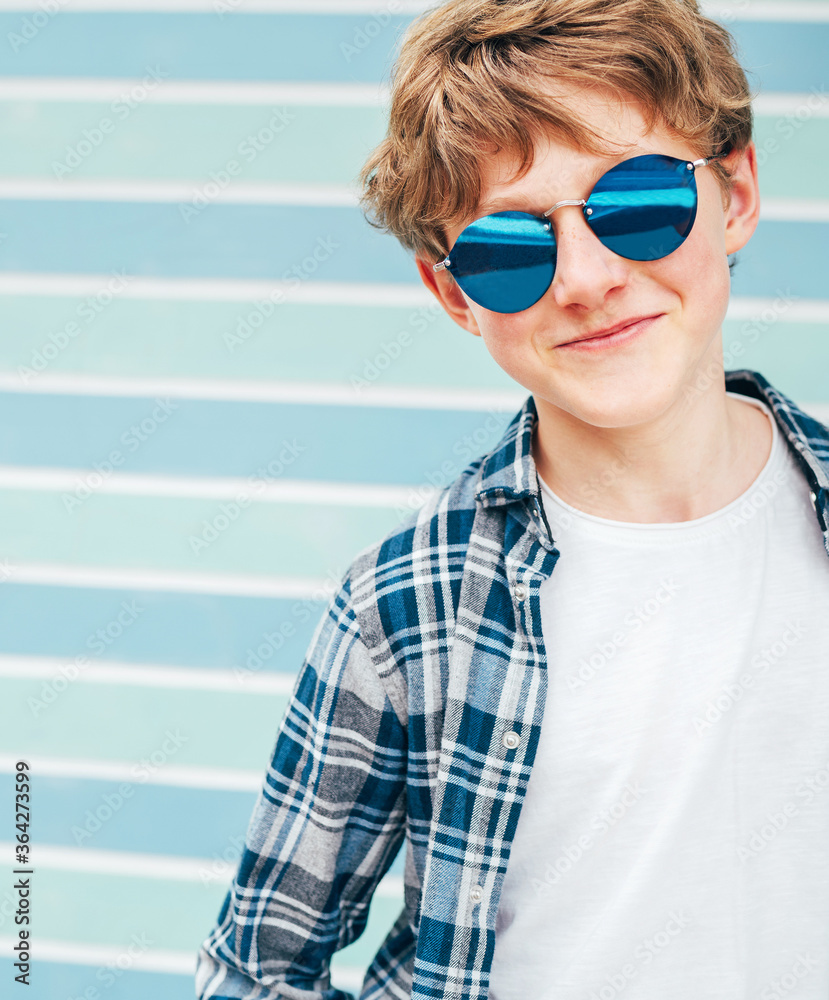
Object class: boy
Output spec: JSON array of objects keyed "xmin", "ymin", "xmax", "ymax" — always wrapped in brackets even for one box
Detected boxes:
[{"xmin": 197, "ymin": 1, "xmax": 829, "ymax": 997}]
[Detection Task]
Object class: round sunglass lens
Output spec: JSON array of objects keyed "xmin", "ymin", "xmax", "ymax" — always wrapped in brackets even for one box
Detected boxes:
[
  {"xmin": 446, "ymin": 211, "xmax": 556, "ymax": 313},
  {"xmin": 585, "ymin": 154, "xmax": 698, "ymax": 261}
]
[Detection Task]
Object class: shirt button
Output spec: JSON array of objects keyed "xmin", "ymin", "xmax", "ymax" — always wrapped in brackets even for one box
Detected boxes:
[
  {"xmin": 513, "ymin": 582, "xmax": 528, "ymax": 602},
  {"xmin": 502, "ymin": 730, "xmax": 520, "ymax": 749},
  {"xmin": 469, "ymin": 885, "xmax": 483, "ymax": 903},
  {"xmin": 810, "ymin": 490, "xmax": 818, "ymax": 508}
]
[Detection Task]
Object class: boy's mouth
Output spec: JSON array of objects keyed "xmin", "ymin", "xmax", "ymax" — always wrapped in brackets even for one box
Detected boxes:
[{"xmin": 557, "ymin": 314, "xmax": 664, "ymax": 348}]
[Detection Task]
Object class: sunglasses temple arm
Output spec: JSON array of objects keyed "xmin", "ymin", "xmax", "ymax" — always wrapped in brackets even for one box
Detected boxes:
[{"xmin": 692, "ymin": 153, "xmax": 728, "ymax": 169}]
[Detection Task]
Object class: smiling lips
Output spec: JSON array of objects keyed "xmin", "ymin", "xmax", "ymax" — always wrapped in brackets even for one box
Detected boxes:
[{"xmin": 558, "ymin": 314, "xmax": 663, "ymax": 347}]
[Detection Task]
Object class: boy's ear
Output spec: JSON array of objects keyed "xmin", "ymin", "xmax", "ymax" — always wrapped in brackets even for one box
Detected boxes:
[
  {"xmin": 723, "ymin": 141, "xmax": 761, "ymax": 256},
  {"xmin": 415, "ymin": 257, "xmax": 482, "ymax": 337}
]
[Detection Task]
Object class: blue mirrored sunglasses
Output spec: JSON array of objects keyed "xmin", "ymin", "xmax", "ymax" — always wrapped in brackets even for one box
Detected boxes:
[{"xmin": 433, "ymin": 153, "xmax": 724, "ymax": 314}]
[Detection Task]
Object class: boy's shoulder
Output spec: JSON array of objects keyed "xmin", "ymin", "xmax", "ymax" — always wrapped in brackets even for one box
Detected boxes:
[
  {"xmin": 345, "ymin": 394, "xmax": 539, "ymax": 604},
  {"xmin": 727, "ymin": 368, "xmax": 829, "ymax": 462},
  {"xmin": 339, "ymin": 369, "xmax": 829, "ymax": 619}
]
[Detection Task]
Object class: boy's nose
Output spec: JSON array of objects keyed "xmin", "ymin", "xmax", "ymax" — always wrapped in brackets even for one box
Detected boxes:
[{"xmin": 545, "ymin": 204, "xmax": 629, "ymax": 310}]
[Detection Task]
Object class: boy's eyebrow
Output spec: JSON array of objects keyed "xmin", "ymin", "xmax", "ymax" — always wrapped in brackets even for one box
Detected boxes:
[{"xmin": 475, "ymin": 195, "xmax": 550, "ymax": 218}]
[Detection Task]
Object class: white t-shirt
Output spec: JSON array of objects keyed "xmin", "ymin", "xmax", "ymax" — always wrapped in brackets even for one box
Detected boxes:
[{"xmin": 488, "ymin": 391, "xmax": 829, "ymax": 999}]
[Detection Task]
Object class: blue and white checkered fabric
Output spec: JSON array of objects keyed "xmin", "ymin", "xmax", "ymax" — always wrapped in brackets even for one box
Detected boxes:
[{"xmin": 196, "ymin": 368, "xmax": 829, "ymax": 1000}]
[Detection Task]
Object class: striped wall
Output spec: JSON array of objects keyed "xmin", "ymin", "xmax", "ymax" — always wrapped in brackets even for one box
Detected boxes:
[{"xmin": 2, "ymin": 3, "xmax": 828, "ymax": 997}]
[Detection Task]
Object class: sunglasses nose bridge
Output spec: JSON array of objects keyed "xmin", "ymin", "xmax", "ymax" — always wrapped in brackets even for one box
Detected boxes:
[{"xmin": 543, "ymin": 198, "xmax": 588, "ymax": 218}]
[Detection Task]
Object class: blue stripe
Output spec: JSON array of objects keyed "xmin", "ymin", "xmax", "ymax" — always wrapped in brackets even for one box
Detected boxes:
[
  {"xmin": 0, "ymin": 394, "xmax": 512, "ymax": 485},
  {"xmin": 0, "ymin": 12, "xmax": 407, "ymax": 83},
  {"xmin": 0, "ymin": 960, "xmax": 362, "ymax": 999},
  {"xmin": 0, "ymin": 773, "xmax": 255, "ymax": 858},
  {"xmin": 0, "ymin": 584, "xmax": 324, "ymax": 669},
  {"xmin": 0, "ymin": 15, "xmax": 823, "ymax": 92},
  {"xmin": 732, "ymin": 21, "xmax": 829, "ymax": 93},
  {"xmin": 0, "ymin": 961, "xmax": 194, "ymax": 1000},
  {"xmin": 0, "ymin": 201, "xmax": 412, "ymax": 283},
  {"xmin": 0, "ymin": 772, "xmax": 407, "ymax": 875},
  {"xmin": 0, "ymin": 200, "xmax": 825, "ymax": 300}
]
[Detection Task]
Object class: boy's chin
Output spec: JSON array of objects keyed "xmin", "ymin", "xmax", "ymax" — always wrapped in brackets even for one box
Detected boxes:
[{"xmin": 533, "ymin": 373, "xmax": 702, "ymax": 430}]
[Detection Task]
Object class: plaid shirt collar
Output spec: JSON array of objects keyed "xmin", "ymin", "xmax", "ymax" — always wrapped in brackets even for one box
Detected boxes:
[{"xmin": 476, "ymin": 368, "xmax": 829, "ymax": 549}]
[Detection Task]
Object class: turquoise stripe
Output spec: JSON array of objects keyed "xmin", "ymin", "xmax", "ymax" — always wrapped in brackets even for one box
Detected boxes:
[
  {"xmin": 0, "ymin": 491, "xmax": 405, "ymax": 580},
  {"xmin": 0, "ymin": 199, "xmax": 826, "ymax": 299},
  {"xmin": 0, "ymin": 102, "xmax": 386, "ymax": 184},
  {"xmin": 0, "ymin": 100, "xmax": 823, "ymax": 203},
  {"xmin": 0, "ymin": 297, "xmax": 826, "ymax": 400},
  {"xmin": 723, "ymin": 327, "xmax": 829, "ymax": 403},
  {"xmin": 0, "ymin": 14, "xmax": 824, "ymax": 92},
  {"xmin": 0, "ymin": 773, "xmax": 407, "ymax": 873},
  {"xmin": 0, "ymin": 102, "xmax": 825, "ymax": 202},
  {"xmin": 0, "ymin": 296, "xmax": 511, "ymax": 389},
  {"xmin": 6, "ymin": 677, "xmax": 286, "ymax": 770},
  {"xmin": 6, "ymin": 866, "xmax": 402, "ymax": 960},
  {"xmin": 755, "ymin": 114, "xmax": 829, "ymax": 201},
  {"xmin": 0, "ymin": 394, "xmax": 512, "ymax": 484},
  {"xmin": 0, "ymin": 584, "xmax": 324, "ymax": 669}
]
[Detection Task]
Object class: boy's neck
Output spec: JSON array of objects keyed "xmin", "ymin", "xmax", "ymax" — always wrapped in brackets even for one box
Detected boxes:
[{"xmin": 531, "ymin": 381, "xmax": 774, "ymax": 525}]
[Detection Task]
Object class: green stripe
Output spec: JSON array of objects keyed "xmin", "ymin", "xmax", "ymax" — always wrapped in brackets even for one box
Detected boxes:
[
  {"xmin": 723, "ymin": 323, "xmax": 829, "ymax": 402},
  {"xmin": 0, "ymin": 297, "xmax": 826, "ymax": 399},
  {"xmin": 0, "ymin": 491, "xmax": 401, "ymax": 578},
  {"xmin": 754, "ymin": 112, "xmax": 829, "ymax": 200},
  {"xmin": 32, "ymin": 867, "xmax": 403, "ymax": 964},
  {"xmin": 0, "ymin": 297, "xmax": 512, "ymax": 389},
  {"xmin": 0, "ymin": 101, "xmax": 826, "ymax": 199},
  {"xmin": 6, "ymin": 680, "xmax": 288, "ymax": 770},
  {"xmin": 0, "ymin": 102, "xmax": 386, "ymax": 185}
]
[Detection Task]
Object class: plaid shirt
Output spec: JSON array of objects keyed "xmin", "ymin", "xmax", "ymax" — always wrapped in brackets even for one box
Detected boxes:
[{"xmin": 196, "ymin": 368, "xmax": 829, "ymax": 1000}]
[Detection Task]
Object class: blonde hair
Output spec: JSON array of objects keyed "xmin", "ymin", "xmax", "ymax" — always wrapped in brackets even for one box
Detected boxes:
[{"xmin": 359, "ymin": 0, "xmax": 754, "ymax": 263}]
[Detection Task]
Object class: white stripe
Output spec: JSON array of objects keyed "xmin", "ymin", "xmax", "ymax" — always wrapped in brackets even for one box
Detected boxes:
[
  {"xmin": 0, "ymin": 177, "xmax": 360, "ymax": 206},
  {"xmin": 0, "ymin": 840, "xmax": 405, "ymax": 897},
  {"xmin": 0, "ymin": 753, "xmax": 262, "ymax": 790},
  {"xmin": 0, "ymin": 0, "xmax": 824, "ymax": 18},
  {"xmin": 0, "ymin": 272, "xmax": 433, "ymax": 307},
  {"xmin": 0, "ymin": 935, "xmax": 364, "ymax": 989},
  {"xmin": 703, "ymin": 1, "xmax": 829, "ymax": 21},
  {"xmin": 0, "ymin": 933, "xmax": 367, "ymax": 986},
  {"xmin": 726, "ymin": 297, "xmax": 829, "ymax": 324},
  {"xmin": 1, "ymin": 275, "xmax": 829, "ymax": 323},
  {"xmin": 0, "ymin": 80, "xmax": 824, "ymax": 114},
  {"xmin": 760, "ymin": 198, "xmax": 829, "ymax": 222},
  {"xmin": 0, "ymin": 367, "xmax": 824, "ymax": 411},
  {"xmin": 5, "ymin": 180, "xmax": 829, "ymax": 223},
  {"xmin": 0, "ymin": 466, "xmax": 431, "ymax": 508},
  {"xmin": 0, "ymin": 653, "xmax": 300, "ymax": 694},
  {"xmin": 753, "ymin": 92, "xmax": 829, "ymax": 118},
  {"xmin": 0, "ymin": 935, "xmax": 198, "ymax": 975},
  {"xmin": 4, "ymin": 562, "xmax": 336, "ymax": 599},
  {"xmin": 0, "ymin": 370, "xmax": 527, "ymax": 411},
  {"xmin": 0, "ymin": 0, "xmax": 432, "ymax": 10},
  {"xmin": 0, "ymin": 77, "xmax": 388, "ymax": 105}
]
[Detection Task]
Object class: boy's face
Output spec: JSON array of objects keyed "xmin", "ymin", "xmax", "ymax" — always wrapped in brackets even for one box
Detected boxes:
[{"xmin": 417, "ymin": 86, "xmax": 760, "ymax": 430}]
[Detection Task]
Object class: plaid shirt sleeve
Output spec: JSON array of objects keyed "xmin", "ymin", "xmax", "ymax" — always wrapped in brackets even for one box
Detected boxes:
[{"xmin": 195, "ymin": 569, "xmax": 409, "ymax": 1000}]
